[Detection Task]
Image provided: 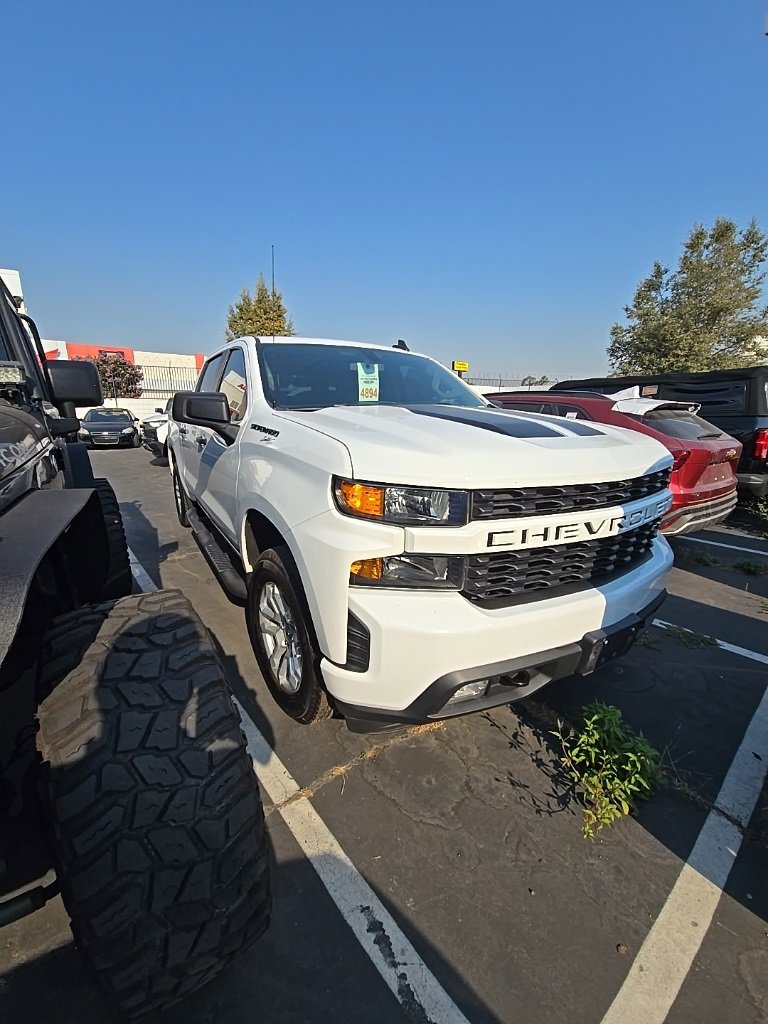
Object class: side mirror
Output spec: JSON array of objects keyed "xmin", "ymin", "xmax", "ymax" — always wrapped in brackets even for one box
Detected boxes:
[
  {"xmin": 155, "ymin": 407, "xmax": 164, "ymax": 414},
  {"xmin": 47, "ymin": 359, "xmax": 103, "ymax": 406},
  {"xmin": 172, "ymin": 391, "xmax": 239, "ymax": 444}
]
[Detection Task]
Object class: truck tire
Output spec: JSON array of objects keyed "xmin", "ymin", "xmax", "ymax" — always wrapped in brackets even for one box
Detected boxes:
[
  {"xmin": 171, "ymin": 457, "xmax": 190, "ymax": 528},
  {"xmin": 246, "ymin": 545, "xmax": 333, "ymax": 724},
  {"xmin": 35, "ymin": 591, "xmax": 271, "ymax": 1019},
  {"xmin": 92, "ymin": 478, "xmax": 133, "ymax": 599}
]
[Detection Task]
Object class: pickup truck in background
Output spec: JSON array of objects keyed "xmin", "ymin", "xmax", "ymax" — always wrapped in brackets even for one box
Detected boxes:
[{"xmin": 168, "ymin": 337, "xmax": 674, "ymax": 732}]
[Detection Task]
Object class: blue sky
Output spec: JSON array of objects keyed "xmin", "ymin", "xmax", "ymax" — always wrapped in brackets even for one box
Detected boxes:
[{"xmin": 3, "ymin": 0, "xmax": 766, "ymax": 378}]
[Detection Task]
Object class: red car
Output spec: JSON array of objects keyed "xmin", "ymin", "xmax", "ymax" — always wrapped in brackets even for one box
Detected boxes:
[{"xmin": 486, "ymin": 390, "xmax": 741, "ymax": 535}]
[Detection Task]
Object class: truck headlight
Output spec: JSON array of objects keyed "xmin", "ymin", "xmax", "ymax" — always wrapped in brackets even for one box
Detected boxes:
[
  {"xmin": 334, "ymin": 478, "xmax": 468, "ymax": 526},
  {"xmin": 121, "ymin": 427, "xmax": 134, "ymax": 434},
  {"xmin": 78, "ymin": 428, "xmax": 90, "ymax": 437},
  {"xmin": 350, "ymin": 554, "xmax": 465, "ymax": 589}
]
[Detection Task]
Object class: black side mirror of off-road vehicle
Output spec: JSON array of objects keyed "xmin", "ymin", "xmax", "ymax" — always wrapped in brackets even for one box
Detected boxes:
[{"xmin": 46, "ymin": 358, "xmax": 102, "ymax": 408}]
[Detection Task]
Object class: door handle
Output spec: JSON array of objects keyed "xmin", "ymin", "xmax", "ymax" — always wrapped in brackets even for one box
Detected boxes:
[{"xmin": 196, "ymin": 435, "xmax": 207, "ymax": 448}]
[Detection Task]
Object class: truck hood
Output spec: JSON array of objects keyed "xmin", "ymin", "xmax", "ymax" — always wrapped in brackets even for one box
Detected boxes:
[
  {"xmin": 275, "ymin": 404, "xmax": 672, "ymax": 487},
  {"xmin": 0, "ymin": 401, "xmax": 51, "ymax": 484}
]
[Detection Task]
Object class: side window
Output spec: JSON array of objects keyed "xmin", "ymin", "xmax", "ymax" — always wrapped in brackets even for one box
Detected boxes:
[
  {"xmin": 220, "ymin": 348, "xmax": 249, "ymax": 422},
  {"xmin": 196, "ymin": 353, "xmax": 226, "ymax": 393},
  {"xmin": 494, "ymin": 400, "xmax": 545, "ymax": 413},
  {"xmin": 554, "ymin": 404, "xmax": 589, "ymax": 419}
]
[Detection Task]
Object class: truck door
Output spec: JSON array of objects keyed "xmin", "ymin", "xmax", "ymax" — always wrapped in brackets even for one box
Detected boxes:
[
  {"xmin": 177, "ymin": 351, "xmax": 227, "ymax": 498},
  {"xmin": 194, "ymin": 345, "xmax": 249, "ymax": 543}
]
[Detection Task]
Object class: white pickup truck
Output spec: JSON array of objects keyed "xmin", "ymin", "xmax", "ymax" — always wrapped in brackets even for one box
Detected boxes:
[{"xmin": 168, "ymin": 337, "xmax": 673, "ymax": 732}]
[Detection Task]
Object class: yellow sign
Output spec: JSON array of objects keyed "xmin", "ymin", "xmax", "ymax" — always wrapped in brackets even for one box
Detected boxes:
[{"xmin": 452, "ymin": 360, "xmax": 470, "ymax": 372}]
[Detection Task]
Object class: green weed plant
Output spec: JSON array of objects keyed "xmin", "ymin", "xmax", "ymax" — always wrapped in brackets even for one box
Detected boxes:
[{"xmin": 553, "ymin": 701, "xmax": 661, "ymax": 840}]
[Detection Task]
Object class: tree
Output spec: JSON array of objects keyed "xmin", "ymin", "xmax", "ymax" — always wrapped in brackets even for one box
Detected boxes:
[
  {"xmin": 608, "ymin": 218, "xmax": 768, "ymax": 375},
  {"xmin": 226, "ymin": 274, "xmax": 294, "ymax": 340},
  {"xmin": 520, "ymin": 374, "xmax": 552, "ymax": 389},
  {"xmin": 77, "ymin": 354, "xmax": 144, "ymax": 400}
]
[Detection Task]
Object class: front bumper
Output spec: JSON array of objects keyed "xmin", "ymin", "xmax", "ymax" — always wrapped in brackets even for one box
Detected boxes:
[
  {"xmin": 321, "ymin": 536, "xmax": 673, "ymax": 728},
  {"xmin": 82, "ymin": 434, "xmax": 135, "ymax": 447},
  {"xmin": 333, "ymin": 590, "xmax": 667, "ymax": 731},
  {"xmin": 661, "ymin": 489, "xmax": 738, "ymax": 536}
]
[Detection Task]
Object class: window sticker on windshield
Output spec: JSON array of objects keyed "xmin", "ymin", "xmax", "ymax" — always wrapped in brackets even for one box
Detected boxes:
[
  {"xmin": 357, "ymin": 362, "xmax": 380, "ymax": 402},
  {"xmin": 565, "ymin": 411, "xmax": 578, "ymax": 419},
  {"xmin": 641, "ymin": 385, "xmax": 659, "ymax": 396}
]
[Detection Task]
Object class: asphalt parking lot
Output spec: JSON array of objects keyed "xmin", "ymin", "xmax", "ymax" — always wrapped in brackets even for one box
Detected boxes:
[{"xmin": 2, "ymin": 449, "xmax": 767, "ymax": 1024}]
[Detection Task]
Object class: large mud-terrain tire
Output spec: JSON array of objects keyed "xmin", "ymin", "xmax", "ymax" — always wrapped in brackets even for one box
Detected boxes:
[
  {"xmin": 36, "ymin": 591, "xmax": 271, "ymax": 1019},
  {"xmin": 246, "ymin": 545, "xmax": 333, "ymax": 724},
  {"xmin": 92, "ymin": 478, "xmax": 133, "ymax": 599}
]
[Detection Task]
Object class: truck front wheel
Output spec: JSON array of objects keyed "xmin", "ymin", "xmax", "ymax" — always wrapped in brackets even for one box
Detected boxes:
[
  {"xmin": 246, "ymin": 546, "xmax": 332, "ymax": 724},
  {"xmin": 36, "ymin": 591, "xmax": 271, "ymax": 1019}
]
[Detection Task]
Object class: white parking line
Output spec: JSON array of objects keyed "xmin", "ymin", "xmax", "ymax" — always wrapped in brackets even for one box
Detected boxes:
[
  {"xmin": 675, "ymin": 535, "xmax": 768, "ymax": 557},
  {"xmin": 600, "ymin": 680, "xmax": 768, "ymax": 1024},
  {"xmin": 127, "ymin": 547, "xmax": 157, "ymax": 593},
  {"xmin": 652, "ymin": 618, "xmax": 768, "ymax": 666},
  {"xmin": 127, "ymin": 548, "xmax": 471, "ymax": 1024}
]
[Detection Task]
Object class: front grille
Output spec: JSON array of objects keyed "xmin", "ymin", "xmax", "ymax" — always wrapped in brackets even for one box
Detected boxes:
[
  {"xmin": 463, "ymin": 521, "xmax": 659, "ymax": 604},
  {"xmin": 471, "ymin": 468, "xmax": 670, "ymax": 521}
]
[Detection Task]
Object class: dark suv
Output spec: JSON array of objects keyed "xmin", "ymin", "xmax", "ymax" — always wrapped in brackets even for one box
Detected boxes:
[{"xmin": 551, "ymin": 367, "xmax": 768, "ymax": 497}]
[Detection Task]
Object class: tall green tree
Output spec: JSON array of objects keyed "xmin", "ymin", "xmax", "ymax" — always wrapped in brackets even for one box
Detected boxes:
[
  {"xmin": 608, "ymin": 218, "xmax": 768, "ymax": 374},
  {"xmin": 226, "ymin": 274, "xmax": 294, "ymax": 340}
]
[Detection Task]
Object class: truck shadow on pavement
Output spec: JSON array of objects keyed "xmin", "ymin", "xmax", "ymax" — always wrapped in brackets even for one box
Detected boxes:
[{"xmin": 118, "ymin": 500, "xmax": 179, "ymax": 588}]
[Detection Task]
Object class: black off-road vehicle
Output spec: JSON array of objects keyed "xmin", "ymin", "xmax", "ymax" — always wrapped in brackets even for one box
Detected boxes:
[{"xmin": 0, "ymin": 279, "xmax": 270, "ymax": 1017}]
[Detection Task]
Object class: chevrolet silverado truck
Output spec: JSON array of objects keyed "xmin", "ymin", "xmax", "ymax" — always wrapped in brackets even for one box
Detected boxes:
[
  {"xmin": 169, "ymin": 336, "xmax": 674, "ymax": 732},
  {"xmin": 0, "ymin": 279, "xmax": 270, "ymax": 1018}
]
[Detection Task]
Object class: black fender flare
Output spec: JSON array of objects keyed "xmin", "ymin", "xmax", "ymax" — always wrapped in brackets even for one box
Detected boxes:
[{"xmin": 57, "ymin": 441, "xmax": 95, "ymax": 488}]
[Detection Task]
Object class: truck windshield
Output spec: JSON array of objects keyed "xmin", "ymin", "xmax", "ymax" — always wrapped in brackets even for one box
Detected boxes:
[
  {"xmin": 258, "ymin": 344, "xmax": 485, "ymax": 410},
  {"xmin": 84, "ymin": 409, "xmax": 132, "ymax": 422}
]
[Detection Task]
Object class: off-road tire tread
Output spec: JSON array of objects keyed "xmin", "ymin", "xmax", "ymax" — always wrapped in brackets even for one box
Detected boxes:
[
  {"xmin": 92, "ymin": 478, "xmax": 133, "ymax": 600},
  {"xmin": 36, "ymin": 591, "xmax": 271, "ymax": 1019}
]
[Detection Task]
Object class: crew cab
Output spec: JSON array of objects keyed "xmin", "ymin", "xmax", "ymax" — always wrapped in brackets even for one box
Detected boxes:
[
  {"xmin": 168, "ymin": 337, "xmax": 674, "ymax": 732},
  {"xmin": 486, "ymin": 389, "xmax": 741, "ymax": 535}
]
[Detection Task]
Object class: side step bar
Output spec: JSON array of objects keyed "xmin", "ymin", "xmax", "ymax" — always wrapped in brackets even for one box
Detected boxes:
[{"xmin": 186, "ymin": 506, "xmax": 248, "ymax": 603}]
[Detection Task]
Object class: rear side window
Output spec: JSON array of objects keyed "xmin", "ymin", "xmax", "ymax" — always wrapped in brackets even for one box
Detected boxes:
[
  {"xmin": 637, "ymin": 409, "xmax": 723, "ymax": 440},
  {"xmin": 196, "ymin": 353, "xmax": 226, "ymax": 392},
  {"xmin": 553, "ymin": 404, "xmax": 589, "ymax": 419},
  {"xmin": 491, "ymin": 399, "xmax": 546, "ymax": 413}
]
